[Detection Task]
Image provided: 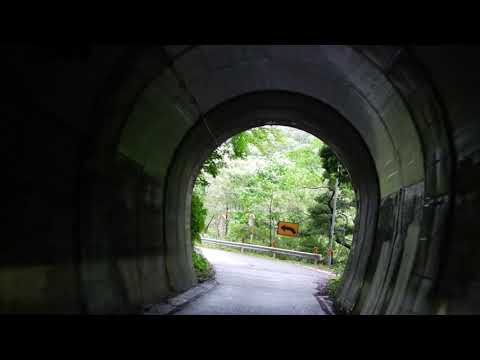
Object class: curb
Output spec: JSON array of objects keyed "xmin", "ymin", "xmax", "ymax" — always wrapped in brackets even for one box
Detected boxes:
[
  {"xmin": 315, "ymin": 295, "xmax": 335, "ymax": 315},
  {"xmin": 143, "ymin": 279, "xmax": 218, "ymax": 315},
  {"xmin": 314, "ymin": 281, "xmax": 336, "ymax": 315}
]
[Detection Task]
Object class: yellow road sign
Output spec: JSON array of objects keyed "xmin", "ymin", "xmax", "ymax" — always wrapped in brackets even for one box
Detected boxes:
[{"xmin": 277, "ymin": 221, "xmax": 300, "ymax": 237}]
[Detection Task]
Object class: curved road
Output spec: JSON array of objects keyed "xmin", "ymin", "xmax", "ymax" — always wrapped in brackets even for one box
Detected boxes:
[{"xmin": 175, "ymin": 247, "xmax": 335, "ymax": 315}]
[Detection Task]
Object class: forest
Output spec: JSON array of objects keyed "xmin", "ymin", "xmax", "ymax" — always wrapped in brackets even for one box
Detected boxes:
[{"xmin": 191, "ymin": 126, "xmax": 357, "ymax": 274}]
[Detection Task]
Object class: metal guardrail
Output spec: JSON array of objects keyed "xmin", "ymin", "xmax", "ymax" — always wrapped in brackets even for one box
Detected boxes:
[{"xmin": 200, "ymin": 237, "xmax": 322, "ymax": 262}]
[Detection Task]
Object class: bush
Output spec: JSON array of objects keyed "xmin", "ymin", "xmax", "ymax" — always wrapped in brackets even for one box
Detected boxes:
[
  {"xmin": 326, "ymin": 276, "xmax": 342, "ymax": 298},
  {"xmin": 191, "ymin": 191, "xmax": 207, "ymax": 244},
  {"xmin": 192, "ymin": 250, "xmax": 214, "ymax": 282}
]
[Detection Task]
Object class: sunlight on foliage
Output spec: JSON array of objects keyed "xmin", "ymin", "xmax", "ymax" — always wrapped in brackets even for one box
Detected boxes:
[{"xmin": 191, "ymin": 125, "xmax": 357, "ymax": 284}]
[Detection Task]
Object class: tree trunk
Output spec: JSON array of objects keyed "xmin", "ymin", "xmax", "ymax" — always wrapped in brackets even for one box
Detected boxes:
[
  {"xmin": 327, "ymin": 177, "xmax": 339, "ymax": 266},
  {"xmin": 269, "ymin": 194, "xmax": 273, "ymax": 247},
  {"xmin": 224, "ymin": 203, "xmax": 229, "ymax": 239}
]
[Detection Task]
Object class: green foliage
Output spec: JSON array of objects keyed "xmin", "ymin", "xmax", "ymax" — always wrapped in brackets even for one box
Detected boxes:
[
  {"xmin": 308, "ymin": 192, "xmax": 355, "ymax": 235},
  {"xmin": 326, "ymin": 276, "xmax": 342, "ymax": 298},
  {"xmin": 191, "ymin": 190, "xmax": 207, "ymax": 244},
  {"xmin": 230, "ymin": 133, "xmax": 250, "ymax": 159},
  {"xmin": 319, "ymin": 146, "xmax": 351, "ymax": 187},
  {"xmin": 196, "ymin": 146, "xmax": 228, "ymax": 187},
  {"xmin": 192, "ymin": 250, "xmax": 214, "ymax": 282},
  {"xmin": 191, "ymin": 127, "xmax": 284, "ymax": 259},
  {"xmin": 198, "ymin": 127, "xmax": 286, "ymax": 187},
  {"xmin": 306, "ymin": 189, "xmax": 355, "ymax": 270},
  {"xmin": 194, "ymin": 125, "xmax": 356, "ymax": 274}
]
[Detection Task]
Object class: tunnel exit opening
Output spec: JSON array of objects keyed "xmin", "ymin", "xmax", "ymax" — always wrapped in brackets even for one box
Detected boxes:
[{"xmin": 190, "ymin": 125, "xmax": 358, "ymax": 288}]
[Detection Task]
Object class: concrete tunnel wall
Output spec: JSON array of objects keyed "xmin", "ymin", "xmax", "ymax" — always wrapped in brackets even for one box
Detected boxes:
[{"xmin": 1, "ymin": 44, "xmax": 479, "ymax": 314}]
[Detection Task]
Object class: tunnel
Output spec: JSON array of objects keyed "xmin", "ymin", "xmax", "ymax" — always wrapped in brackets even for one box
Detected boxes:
[{"xmin": 1, "ymin": 44, "xmax": 479, "ymax": 314}]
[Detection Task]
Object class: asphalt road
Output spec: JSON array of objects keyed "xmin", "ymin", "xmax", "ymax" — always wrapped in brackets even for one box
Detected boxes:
[{"xmin": 175, "ymin": 247, "xmax": 334, "ymax": 315}]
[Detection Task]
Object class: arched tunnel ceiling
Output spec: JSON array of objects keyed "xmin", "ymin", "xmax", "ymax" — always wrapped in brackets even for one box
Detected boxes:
[
  {"xmin": 119, "ymin": 45, "xmax": 424, "ymax": 199},
  {"xmin": 119, "ymin": 68, "xmax": 200, "ymax": 181}
]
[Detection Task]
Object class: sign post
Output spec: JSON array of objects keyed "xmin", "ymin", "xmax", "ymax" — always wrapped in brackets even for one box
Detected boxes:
[
  {"xmin": 247, "ymin": 213, "xmax": 256, "ymax": 244},
  {"xmin": 313, "ymin": 246, "xmax": 319, "ymax": 265}
]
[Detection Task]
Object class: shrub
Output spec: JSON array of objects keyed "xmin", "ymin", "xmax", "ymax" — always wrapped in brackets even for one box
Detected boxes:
[
  {"xmin": 191, "ymin": 191, "xmax": 207, "ymax": 244},
  {"xmin": 192, "ymin": 250, "xmax": 214, "ymax": 282},
  {"xmin": 326, "ymin": 276, "xmax": 342, "ymax": 298}
]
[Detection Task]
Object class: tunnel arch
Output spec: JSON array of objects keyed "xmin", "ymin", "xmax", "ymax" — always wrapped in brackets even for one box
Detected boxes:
[
  {"xmin": 164, "ymin": 91, "xmax": 380, "ymax": 311},
  {"xmin": 81, "ymin": 45, "xmax": 452, "ymax": 314}
]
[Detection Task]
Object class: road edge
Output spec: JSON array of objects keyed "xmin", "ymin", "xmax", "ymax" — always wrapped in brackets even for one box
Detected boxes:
[
  {"xmin": 314, "ymin": 281, "xmax": 336, "ymax": 315},
  {"xmin": 142, "ymin": 279, "xmax": 219, "ymax": 315}
]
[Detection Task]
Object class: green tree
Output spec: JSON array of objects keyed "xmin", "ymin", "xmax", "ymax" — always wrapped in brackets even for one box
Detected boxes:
[
  {"xmin": 196, "ymin": 125, "xmax": 357, "ymax": 272},
  {"xmin": 319, "ymin": 146, "xmax": 350, "ymax": 187},
  {"xmin": 192, "ymin": 126, "xmax": 284, "ymax": 244},
  {"xmin": 305, "ymin": 144, "xmax": 357, "ymax": 271},
  {"xmin": 202, "ymin": 127, "xmax": 325, "ymax": 250},
  {"xmin": 191, "ymin": 189, "xmax": 207, "ymax": 243}
]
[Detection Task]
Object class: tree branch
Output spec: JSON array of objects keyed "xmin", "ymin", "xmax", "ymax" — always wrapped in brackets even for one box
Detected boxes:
[
  {"xmin": 335, "ymin": 237, "xmax": 351, "ymax": 249},
  {"xmin": 337, "ymin": 212, "xmax": 349, "ymax": 224},
  {"xmin": 204, "ymin": 214, "xmax": 216, "ymax": 233}
]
